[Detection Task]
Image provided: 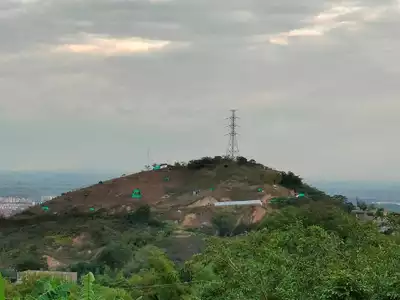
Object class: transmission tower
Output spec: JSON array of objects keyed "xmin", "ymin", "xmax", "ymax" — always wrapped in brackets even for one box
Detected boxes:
[{"xmin": 226, "ymin": 109, "xmax": 240, "ymax": 159}]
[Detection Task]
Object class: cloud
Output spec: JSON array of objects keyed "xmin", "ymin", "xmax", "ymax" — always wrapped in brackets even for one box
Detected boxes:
[
  {"xmin": 267, "ymin": 2, "xmax": 391, "ymax": 45},
  {"xmin": 1, "ymin": 0, "xmax": 400, "ymax": 179},
  {"xmin": 52, "ymin": 33, "xmax": 172, "ymax": 55}
]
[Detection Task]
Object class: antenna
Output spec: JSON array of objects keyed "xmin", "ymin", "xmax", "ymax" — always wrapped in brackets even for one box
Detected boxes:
[{"xmin": 226, "ymin": 109, "xmax": 240, "ymax": 159}]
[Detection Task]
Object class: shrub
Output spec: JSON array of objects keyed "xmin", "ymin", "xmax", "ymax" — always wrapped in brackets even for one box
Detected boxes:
[
  {"xmin": 70, "ymin": 261, "xmax": 106, "ymax": 278},
  {"xmin": 125, "ymin": 205, "xmax": 151, "ymax": 224},
  {"xmin": 212, "ymin": 212, "xmax": 237, "ymax": 237},
  {"xmin": 96, "ymin": 243, "xmax": 133, "ymax": 270},
  {"xmin": 14, "ymin": 254, "xmax": 47, "ymax": 271},
  {"xmin": 280, "ymin": 171, "xmax": 303, "ymax": 188},
  {"xmin": 236, "ymin": 156, "xmax": 248, "ymax": 165}
]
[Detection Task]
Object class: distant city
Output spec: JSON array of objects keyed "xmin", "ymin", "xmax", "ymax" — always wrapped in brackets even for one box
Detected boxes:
[
  {"xmin": 0, "ymin": 171, "xmax": 117, "ymax": 218},
  {"xmin": 0, "ymin": 196, "xmax": 56, "ymax": 217}
]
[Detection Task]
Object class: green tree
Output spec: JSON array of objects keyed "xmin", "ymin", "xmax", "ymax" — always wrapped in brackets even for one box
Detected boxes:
[
  {"xmin": 236, "ymin": 156, "xmax": 248, "ymax": 165},
  {"xmin": 14, "ymin": 254, "xmax": 47, "ymax": 271},
  {"xmin": 125, "ymin": 246, "xmax": 191, "ymax": 300},
  {"xmin": 356, "ymin": 200, "xmax": 368, "ymax": 211},
  {"xmin": 279, "ymin": 171, "xmax": 302, "ymax": 189},
  {"xmin": 375, "ymin": 208, "xmax": 385, "ymax": 219},
  {"xmin": 96, "ymin": 243, "xmax": 133, "ymax": 270},
  {"xmin": 211, "ymin": 212, "xmax": 237, "ymax": 237},
  {"xmin": 126, "ymin": 205, "xmax": 151, "ymax": 224}
]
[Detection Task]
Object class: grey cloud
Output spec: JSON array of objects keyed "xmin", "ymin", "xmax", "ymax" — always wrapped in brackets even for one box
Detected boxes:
[
  {"xmin": 1, "ymin": 0, "xmax": 400, "ymax": 179},
  {"xmin": 0, "ymin": 0, "xmax": 331, "ymax": 53}
]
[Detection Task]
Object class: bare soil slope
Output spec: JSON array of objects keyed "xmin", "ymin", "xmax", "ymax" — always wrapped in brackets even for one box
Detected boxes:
[
  {"xmin": 18, "ymin": 162, "xmax": 293, "ymax": 227},
  {"xmin": 26, "ymin": 169, "xmax": 186, "ymax": 215}
]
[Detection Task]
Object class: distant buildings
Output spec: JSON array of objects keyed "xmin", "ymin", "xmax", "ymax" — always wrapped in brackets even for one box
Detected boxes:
[
  {"xmin": 41, "ymin": 195, "xmax": 56, "ymax": 202},
  {"xmin": 351, "ymin": 208, "xmax": 391, "ymax": 234},
  {"xmin": 0, "ymin": 197, "xmax": 34, "ymax": 217},
  {"xmin": 0, "ymin": 195, "xmax": 55, "ymax": 217}
]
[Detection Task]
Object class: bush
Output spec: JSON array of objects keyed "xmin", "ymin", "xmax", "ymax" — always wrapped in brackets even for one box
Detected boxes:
[
  {"xmin": 187, "ymin": 157, "xmax": 216, "ymax": 170},
  {"xmin": 96, "ymin": 243, "xmax": 133, "ymax": 270},
  {"xmin": 14, "ymin": 254, "xmax": 47, "ymax": 271},
  {"xmin": 173, "ymin": 161, "xmax": 187, "ymax": 168},
  {"xmin": 212, "ymin": 212, "xmax": 237, "ymax": 237},
  {"xmin": 279, "ymin": 171, "xmax": 303, "ymax": 189},
  {"xmin": 126, "ymin": 205, "xmax": 151, "ymax": 224},
  {"xmin": 186, "ymin": 156, "xmax": 236, "ymax": 170},
  {"xmin": 69, "ymin": 261, "xmax": 106, "ymax": 278},
  {"xmin": 236, "ymin": 156, "xmax": 248, "ymax": 165},
  {"xmin": 357, "ymin": 200, "xmax": 368, "ymax": 211},
  {"xmin": 0, "ymin": 268, "xmax": 17, "ymax": 282}
]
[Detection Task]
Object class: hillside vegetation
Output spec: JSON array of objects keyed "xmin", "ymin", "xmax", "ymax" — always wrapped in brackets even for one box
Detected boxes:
[
  {"xmin": 2, "ymin": 156, "xmax": 400, "ymax": 299},
  {"xmin": 0, "ymin": 156, "xmax": 332, "ymax": 270},
  {"xmin": 3, "ymin": 200, "xmax": 400, "ymax": 299}
]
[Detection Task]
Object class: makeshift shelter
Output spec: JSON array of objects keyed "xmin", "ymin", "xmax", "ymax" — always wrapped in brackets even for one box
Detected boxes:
[{"xmin": 132, "ymin": 188, "xmax": 142, "ymax": 199}]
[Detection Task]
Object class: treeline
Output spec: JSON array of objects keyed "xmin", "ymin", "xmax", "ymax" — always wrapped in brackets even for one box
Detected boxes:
[
  {"xmin": 172, "ymin": 156, "xmax": 321, "ymax": 195},
  {"xmin": 171, "ymin": 155, "xmax": 264, "ymax": 170}
]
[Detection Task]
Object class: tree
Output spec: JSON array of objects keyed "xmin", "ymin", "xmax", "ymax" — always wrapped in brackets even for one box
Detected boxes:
[
  {"xmin": 14, "ymin": 254, "xmax": 46, "ymax": 272},
  {"xmin": 356, "ymin": 200, "xmax": 368, "ymax": 211},
  {"xmin": 188, "ymin": 206, "xmax": 400, "ymax": 300},
  {"xmin": 236, "ymin": 156, "xmax": 248, "ymax": 165},
  {"xmin": 126, "ymin": 205, "xmax": 151, "ymax": 224},
  {"xmin": 332, "ymin": 195, "xmax": 355, "ymax": 213},
  {"xmin": 70, "ymin": 262, "xmax": 106, "ymax": 278},
  {"xmin": 319, "ymin": 270, "xmax": 371, "ymax": 300},
  {"xmin": 279, "ymin": 171, "xmax": 303, "ymax": 189},
  {"xmin": 375, "ymin": 208, "xmax": 385, "ymax": 219},
  {"xmin": 96, "ymin": 243, "xmax": 133, "ymax": 270},
  {"xmin": 124, "ymin": 246, "xmax": 191, "ymax": 300},
  {"xmin": 211, "ymin": 212, "xmax": 237, "ymax": 237}
]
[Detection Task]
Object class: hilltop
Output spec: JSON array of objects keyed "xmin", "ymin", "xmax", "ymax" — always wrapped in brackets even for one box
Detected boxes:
[
  {"xmin": 0, "ymin": 156, "xmax": 338, "ymax": 275},
  {"xmin": 13, "ymin": 156, "xmax": 328, "ymax": 225}
]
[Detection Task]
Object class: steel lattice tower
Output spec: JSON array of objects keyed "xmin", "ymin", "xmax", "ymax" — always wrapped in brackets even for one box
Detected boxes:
[{"xmin": 226, "ymin": 109, "xmax": 240, "ymax": 159}]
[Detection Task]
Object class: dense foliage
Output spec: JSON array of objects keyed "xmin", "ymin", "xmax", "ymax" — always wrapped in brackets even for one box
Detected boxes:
[{"xmin": 2, "ymin": 197, "xmax": 400, "ymax": 299}]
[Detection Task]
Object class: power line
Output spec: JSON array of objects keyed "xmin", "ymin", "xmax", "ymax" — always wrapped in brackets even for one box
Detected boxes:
[{"xmin": 226, "ymin": 109, "xmax": 240, "ymax": 159}]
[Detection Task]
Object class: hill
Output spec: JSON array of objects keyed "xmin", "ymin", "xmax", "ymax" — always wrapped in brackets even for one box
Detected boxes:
[
  {"xmin": 0, "ymin": 156, "xmax": 340, "ymax": 275},
  {"xmin": 13, "ymin": 156, "xmax": 328, "ymax": 226},
  {"xmin": 3, "ymin": 158, "xmax": 400, "ymax": 300}
]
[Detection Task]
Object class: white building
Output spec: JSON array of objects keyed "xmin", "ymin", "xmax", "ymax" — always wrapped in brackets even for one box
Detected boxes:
[{"xmin": 214, "ymin": 200, "xmax": 262, "ymax": 207}]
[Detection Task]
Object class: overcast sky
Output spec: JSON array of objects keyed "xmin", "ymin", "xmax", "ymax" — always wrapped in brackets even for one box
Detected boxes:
[{"xmin": 1, "ymin": 0, "xmax": 399, "ymax": 181}]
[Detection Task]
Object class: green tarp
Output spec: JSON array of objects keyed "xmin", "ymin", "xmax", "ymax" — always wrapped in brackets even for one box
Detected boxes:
[{"xmin": 132, "ymin": 188, "xmax": 142, "ymax": 199}]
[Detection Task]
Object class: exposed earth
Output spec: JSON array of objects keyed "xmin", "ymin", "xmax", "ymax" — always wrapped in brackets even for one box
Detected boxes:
[
  {"xmin": 1, "ymin": 158, "xmax": 320, "ymax": 271},
  {"xmin": 17, "ymin": 160, "xmax": 295, "ymax": 227}
]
